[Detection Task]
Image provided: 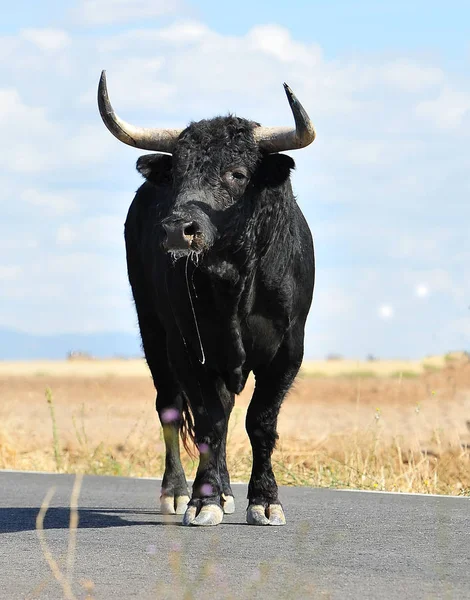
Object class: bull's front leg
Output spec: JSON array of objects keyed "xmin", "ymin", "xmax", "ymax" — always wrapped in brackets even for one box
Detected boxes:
[
  {"xmin": 246, "ymin": 335, "xmax": 303, "ymax": 526},
  {"xmin": 182, "ymin": 382, "xmax": 234, "ymax": 527}
]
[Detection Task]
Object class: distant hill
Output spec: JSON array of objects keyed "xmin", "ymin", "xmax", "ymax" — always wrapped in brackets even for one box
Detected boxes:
[{"xmin": 0, "ymin": 328, "xmax": 143, "ymax": 360}]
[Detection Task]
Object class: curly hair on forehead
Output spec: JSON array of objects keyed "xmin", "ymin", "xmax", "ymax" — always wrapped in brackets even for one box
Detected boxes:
[{"xmin": 173, "ymin": 115, "xmax": 262, "ymax": 173}]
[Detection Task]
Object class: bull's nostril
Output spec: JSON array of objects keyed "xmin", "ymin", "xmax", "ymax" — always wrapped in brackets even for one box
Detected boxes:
[{"xmin": 183, "ymin": 222, "xmax": 198, "ymax": 238}]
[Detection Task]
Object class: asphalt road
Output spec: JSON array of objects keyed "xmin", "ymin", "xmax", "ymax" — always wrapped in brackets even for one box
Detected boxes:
[{"xmin": 0, "ymin": 471, "xmax": 468, "ymax": 599}]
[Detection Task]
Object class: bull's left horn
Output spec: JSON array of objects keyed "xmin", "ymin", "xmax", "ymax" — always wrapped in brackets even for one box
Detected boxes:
[
  {"xmin": 253, "ymin": 83, "xmax": 316, "ymax": 153},
  {"xmin": 97, "ymin": 70, "xmax": 182, "ymax": 153}
]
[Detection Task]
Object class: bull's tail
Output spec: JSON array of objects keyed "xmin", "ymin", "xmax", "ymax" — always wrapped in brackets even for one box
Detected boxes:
[{"xmin": 180, "ymin": 392, "xmax": 197, "ymax": 458}]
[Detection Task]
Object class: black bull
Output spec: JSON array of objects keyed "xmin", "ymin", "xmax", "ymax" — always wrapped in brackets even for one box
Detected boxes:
[{"xmin": 98, "ymin": 73, "xmax": 315, "ymax": 526}]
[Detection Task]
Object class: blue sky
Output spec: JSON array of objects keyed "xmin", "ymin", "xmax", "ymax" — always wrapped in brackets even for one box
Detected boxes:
[{"xmin": 1, "ymin": 0, "xmax": 469, "ymax": 359}]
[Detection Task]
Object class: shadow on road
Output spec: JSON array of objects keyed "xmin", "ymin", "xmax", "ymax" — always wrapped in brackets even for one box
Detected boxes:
[{"xmin": 0, "ymin": 507, "xmax": 181, "ymax": 534}]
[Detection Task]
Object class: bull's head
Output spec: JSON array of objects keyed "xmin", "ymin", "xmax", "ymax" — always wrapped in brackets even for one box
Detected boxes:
[{"xmin": 97, "ymin": 71, "xmax": 315, "ymax": 257}]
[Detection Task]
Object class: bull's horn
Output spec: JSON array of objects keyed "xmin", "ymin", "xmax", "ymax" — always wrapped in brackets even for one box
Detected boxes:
[
  {"xmin": 97, "ymin": 70, "xmax": 182, "ymax": 153},
  {"xmin": 253, "ymin": 83, "xmax": 315, "ymax": 153}
]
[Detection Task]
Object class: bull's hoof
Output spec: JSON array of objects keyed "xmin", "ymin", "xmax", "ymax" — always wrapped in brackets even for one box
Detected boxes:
[
  {"xmin": 160, "ymin": 495, "xmax": 190, "ymax": 515},
  {"xmin": 267, "ymin": 504, "xmax": 286, "ymax": 525},
  {"xmin": 182, "ymin": 504, "xmax": 224, "ymax": 526},
  {"xmin": 221, "ymin": 494, "xmax": 235, "ymax": 514},
  {"xmin": 246, "ymin": 504, "xmax": 286, "ymax": 526}
]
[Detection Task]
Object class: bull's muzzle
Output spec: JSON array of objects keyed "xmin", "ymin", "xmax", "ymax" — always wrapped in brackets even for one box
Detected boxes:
[{"xmin": 162, "ymin": 219, "xmax": 202, "ymax": 251}]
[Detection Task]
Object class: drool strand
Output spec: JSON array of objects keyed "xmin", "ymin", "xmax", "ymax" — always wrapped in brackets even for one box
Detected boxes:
[{"xmin": 185, "ymin": 255, "xmax": 205, "ymax": 365}]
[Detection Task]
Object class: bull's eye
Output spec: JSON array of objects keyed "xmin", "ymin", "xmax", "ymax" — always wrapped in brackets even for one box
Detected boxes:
[
  {"xmin": 224, "ymin": 168, "xmax": 249, "ymax": 186},
  {"xmin": 222, "ymin": 167, "xmax": 250, "ymax": 193}
]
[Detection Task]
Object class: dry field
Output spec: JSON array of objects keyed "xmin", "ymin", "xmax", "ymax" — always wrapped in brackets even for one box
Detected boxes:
[{"xmin": 1, "ymin": 354, "xmax": 469, "ymax": 495}]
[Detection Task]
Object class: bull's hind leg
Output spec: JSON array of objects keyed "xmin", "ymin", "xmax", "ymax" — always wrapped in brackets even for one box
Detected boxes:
[
  {"xmin": 144, "ymin": 346, "xmax": 190, "ymax": 514},
  {"xmin": 136, "ymin": 332, "xmax": 190, "ymax": 514},
  {"xmin": 246, "ymin": 330, "xmax": 304, "ymax": 526},
  {"xmin": 128, "ymin": 293, "xmax": 189, "ymax": 513}
]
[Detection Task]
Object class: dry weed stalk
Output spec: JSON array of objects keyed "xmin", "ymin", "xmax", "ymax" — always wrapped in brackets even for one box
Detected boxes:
[
  {"xmin": 45, "ymin": 387, "xmax": 62, "ymax": 472},
  {"xmin": 35, "ymin": 473, "xmax": 84, "ymax": 600}
]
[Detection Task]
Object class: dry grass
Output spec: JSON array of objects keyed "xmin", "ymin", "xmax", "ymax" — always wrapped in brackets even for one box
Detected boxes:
[
  {"xmin": 1, "ymin": 354, "xmax": 469, "ymax": 495},
  {"xmin": 0, "ymin": 352, "xmax": 461, "ymax": 379}
]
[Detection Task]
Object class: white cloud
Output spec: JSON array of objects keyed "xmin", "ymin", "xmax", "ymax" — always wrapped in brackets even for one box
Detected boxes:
[
  {"xmin": 416, "ymin": 87, "xmax": 470, "ymax": 129},
  {"xmin": 310, "ymin": 286, "xmax": 355, "ymax": 319},
  {"xmin": 56, "ymin": 216, "xmax": 124, "ymax": 248},
  {"xmin": 1, "ymin": 251, "xmax": 133, "ymax": 334},
  {"xmin": 395, "ymin": 235, "xmax": 441, "ymax": 260},
  {"xmin": 344, "ymin": 141, "xmax": 385, "ymax": 165},
  {"xmin": 73, "ymin": 0, "xmax": 184, "ymax": 26},
  {"xmin": 381, "ymin": 60, "xmax": 444, "ymax": 92},
  {"xmin": 82, "ymin": 216, "xmax": 124, "ymax": 247},
  {"xmin": 0, "ymin": 238, "xmax": 38, "ymax": 250},
  {"xmin": 0, "ymin": 87, "xmax": 115, "ymax": 173},
  {"xmin": 0, "ymin": 266, "xmax": 22, "ymax": 280},
  {"xmin": 90, "ymin": 59, "xmax": 175, "ymax": 110},
  {"xmin": 0, "ymin": 88, "xmax": 52, "ymax": 132},
  {"xmin": 64, "ymin": 125, "xmax": 117, "ymax": 167},
  {"xmin": 156, "ymin": 21, "xmax": 210, "ymax": 44},
  {"xmin": 0, "ymin": 89, "xmax": 62, "ymax": 174},
  {"xmin": 20, "ymin": 29, "xmax": 70, "ymax": 51},
  {"xmin": 248, "ymin": 24, "xmax": 320, "ymax": 65},
  {"xmin": 21, "ymin": 189, "xmax": 78, "ymax": 215},
  {"xmin": 56, "ymin": 225, "xmax": 77, "ymax": 245}
]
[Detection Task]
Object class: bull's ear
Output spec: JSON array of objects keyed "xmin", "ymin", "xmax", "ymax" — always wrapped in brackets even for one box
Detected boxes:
[
  {"xmin": 136, "ymin": 154, "xmax": 172, "ymax": 185},
  {"xmin": 258, "ymin": 153, "xmax": 295, "ymax": 187}
]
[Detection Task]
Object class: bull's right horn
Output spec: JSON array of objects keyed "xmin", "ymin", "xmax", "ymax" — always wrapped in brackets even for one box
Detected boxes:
[{"xmin": 97, "ymin": 70, "xmax": 183, "ymax": 154}]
